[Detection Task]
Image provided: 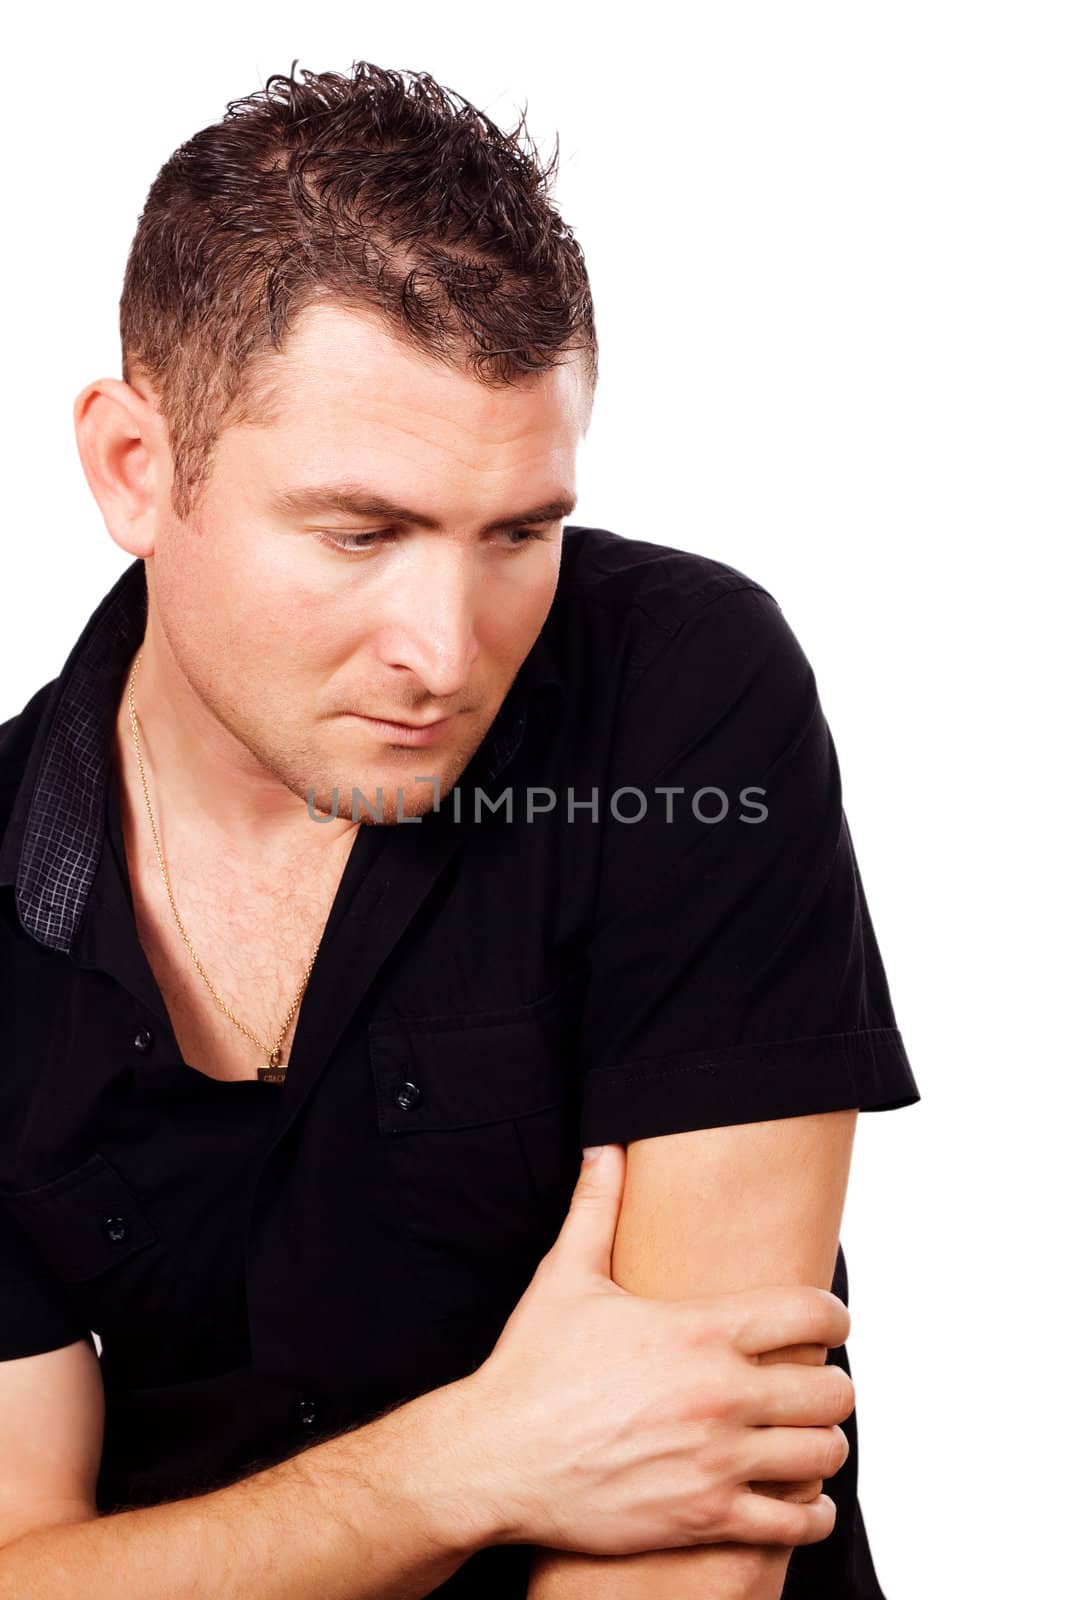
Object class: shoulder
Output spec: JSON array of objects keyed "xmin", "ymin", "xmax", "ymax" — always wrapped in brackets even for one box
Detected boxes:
[
  {"xmin": 551, "ymin": 524, "xmax": 806, "ymax": 700},
  {"xmin": 556, "ymin": 523, "xmax": 779, "ymax": 626},
  {"xmin": 547, "ymin": 528, "xmax": 826, "ymax": 792}
]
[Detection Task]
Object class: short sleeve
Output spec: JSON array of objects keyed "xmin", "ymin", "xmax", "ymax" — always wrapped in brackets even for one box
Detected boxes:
[
  {"xmin": 577, "ymin": 584, "xmax": 920, "ymax": 1148},
  {"xmin": 0, "ymin": 1199, "xmax": 93, "ymax": 1360}
]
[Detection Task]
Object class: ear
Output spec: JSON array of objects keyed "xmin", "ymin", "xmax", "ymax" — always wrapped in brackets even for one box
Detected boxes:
[{"xmin": 72, "ymin": 376, "xmax": 172, "ymax": 559}]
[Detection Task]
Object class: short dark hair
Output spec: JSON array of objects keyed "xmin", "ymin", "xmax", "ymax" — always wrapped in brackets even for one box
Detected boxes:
[{"xmin": 119, "ymin": 59, "xmax": 598, "ymax": 521}]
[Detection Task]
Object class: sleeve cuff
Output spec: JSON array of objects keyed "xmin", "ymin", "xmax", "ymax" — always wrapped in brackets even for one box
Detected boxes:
[
  {"xmin": 0, "ymin": 1309, "xmax": 94, "ymax": 1362},
  {"xmin": 579, "ymin": 1026, "xmax": 920, "ymax": 1148}
]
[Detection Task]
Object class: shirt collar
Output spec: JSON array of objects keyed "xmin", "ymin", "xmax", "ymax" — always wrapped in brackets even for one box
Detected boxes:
[{"xmin": 0, "ymin": 556, "xmax": 564, "ymax": 956}]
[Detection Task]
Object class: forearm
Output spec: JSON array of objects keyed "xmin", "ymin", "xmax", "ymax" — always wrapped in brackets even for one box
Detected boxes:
[
  {"xmin": 0, "ymin": 1375, "xmax": 499, "ymax": 1600},
  {"xmin": 528, "ymin": 1541, "xmax": 791, "ymax": 1600},
  {"xmin": 527, "ymin": 1115, "xmax": 857, "ymax": 1599}
]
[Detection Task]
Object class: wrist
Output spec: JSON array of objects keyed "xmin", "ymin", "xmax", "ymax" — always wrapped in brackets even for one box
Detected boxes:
[{"xmin": 363, "ymin": 1373, "xmax": 519, "ymax": 1558}]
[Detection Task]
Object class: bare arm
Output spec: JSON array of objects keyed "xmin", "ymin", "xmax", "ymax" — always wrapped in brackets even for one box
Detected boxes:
[
  {"xmin": 0, "ymin": 1140, "xmax": 852, "ymax": 1600},
  {"xmin": 526, "ymin": 1108, "xmax": 858, "ymax": 1600},
  {"xmin": 0, "ymin": 1336, "xmax": 500, "ymax": 1600}
]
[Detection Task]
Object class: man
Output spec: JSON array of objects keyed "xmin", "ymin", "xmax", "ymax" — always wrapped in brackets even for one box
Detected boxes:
[{"xmin": 0, "ymin": 59, "xmax": 919, "ymax": 1599}]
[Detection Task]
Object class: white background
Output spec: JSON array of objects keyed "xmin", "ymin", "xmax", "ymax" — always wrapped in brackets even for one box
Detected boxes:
[{"xmin": 3, "ymin": 4, "xmax": 1064, "ymax": 1594}]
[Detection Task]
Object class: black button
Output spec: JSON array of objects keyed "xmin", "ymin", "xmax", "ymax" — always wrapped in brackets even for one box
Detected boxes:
[
  {"xmin": 296, "ymin": 1397, "xmax": 318, "ymax": 1427},
  {"xmin": 133, "ymin": 1028, "xmax": 154, "ymax": 1053},
  {"xmin": 393, "ymin": 1081, "xmax": 422, "ymax": 1112},
  {"xmin": 101, "ymin": 1214, "xmax": 129, "ymax": 1245}
]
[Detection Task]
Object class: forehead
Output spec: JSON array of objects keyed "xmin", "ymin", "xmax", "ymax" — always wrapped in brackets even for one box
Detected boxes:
[{"xmin": 247, "ymin": 300, "xmax": 589, "ymax": 449}]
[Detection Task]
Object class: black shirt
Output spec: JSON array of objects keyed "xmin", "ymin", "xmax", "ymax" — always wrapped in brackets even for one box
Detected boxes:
[{"xmin": 0, "ymin": 526, "xmax": 919, "ymax": 1597}]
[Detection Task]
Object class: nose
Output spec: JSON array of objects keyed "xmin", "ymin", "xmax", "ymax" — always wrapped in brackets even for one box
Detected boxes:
[{"xmin": 376, "ymin": 543, "xmax": 480, "ymax": 699}]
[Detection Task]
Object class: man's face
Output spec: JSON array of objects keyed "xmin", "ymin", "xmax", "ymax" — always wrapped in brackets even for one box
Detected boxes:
[{"xmin": 147, "ymin": 301, "xmax": 586, "ymax": 823}]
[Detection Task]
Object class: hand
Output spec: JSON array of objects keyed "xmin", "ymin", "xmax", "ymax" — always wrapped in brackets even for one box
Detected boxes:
[{"xmin": 457, "ymin": 1143, "xmax": 853, "ymax": 1556}]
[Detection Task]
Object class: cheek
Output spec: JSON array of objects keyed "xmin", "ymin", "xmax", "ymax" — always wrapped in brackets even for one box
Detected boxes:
[
  {"xmin": 157, "ymin": 541, "xmax": 261, "ymax": 632},
  {"xmin": 272, "ymin": 585, "xmax": 347, "ymax": 665},
  {"xmin": 484, "ymin": 561, "xmax": 559, "ymax": 660},
  {"xmin": 518, "ymin": 543, "xmax": 563, "ymax": 613},
  {"xmin": 213, "ymin": 562, "xmax": 329, "ymax": 663}
]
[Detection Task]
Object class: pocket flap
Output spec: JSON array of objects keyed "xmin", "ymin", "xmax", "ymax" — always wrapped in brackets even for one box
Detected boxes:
[
  {"xmin": 4, "ymin": 1152, "xmax": 160, "ymax": 1281},
  {"xmin": 370, "ymin": 985, "xmax": 580, "ymax": 1134}
]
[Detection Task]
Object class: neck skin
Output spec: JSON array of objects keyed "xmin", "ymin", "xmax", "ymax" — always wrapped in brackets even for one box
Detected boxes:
[{"xmin": 111, "ymin": 622, "xmax": 360, "ymax": 885}]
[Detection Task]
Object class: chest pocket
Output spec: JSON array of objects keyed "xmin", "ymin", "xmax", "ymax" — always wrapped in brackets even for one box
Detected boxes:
[
  {"xmin": 2, "ymin": 1151, "xmax": 171, "ymax": 1344},
  {"xmin": 368, "ymin": 978, "xmax": 585, "ymax": 1334}
]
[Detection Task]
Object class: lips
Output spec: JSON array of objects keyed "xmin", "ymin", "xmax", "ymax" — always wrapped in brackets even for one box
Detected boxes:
[
  {"xmin": 367, "ymin": 715, "xmax": 447, "ymax": 730},
  {"xmin": 341, "ymin": 710, "xmax": 455, "ymax": 746}
]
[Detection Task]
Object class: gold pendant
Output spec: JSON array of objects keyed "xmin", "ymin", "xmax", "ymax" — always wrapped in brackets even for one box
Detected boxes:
[{"xmin": 259, "ymin": 1048, "xmax": 287, "ymax": 1085}]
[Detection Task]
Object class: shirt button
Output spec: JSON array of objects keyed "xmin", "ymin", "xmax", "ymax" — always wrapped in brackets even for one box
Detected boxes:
[
  {"xmin": 101, "ymin": 1214, "xmax": 129, "ymax": 1245},
  {"xmin": 393, "ymin": 1081, "xmax": 422, "ymax": 1112},
  {"xmin": 133, "ymin": 1028, "xmax": 154, "ymax": 1053},
  {"xmin": 296, "ymin": 1397, "xmax": 318, "ymax": 1427}
]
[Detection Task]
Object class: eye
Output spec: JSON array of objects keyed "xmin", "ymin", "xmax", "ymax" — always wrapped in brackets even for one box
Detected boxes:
[
  {"xmin": 314, "ymin": 529, "xmax": 396, "ymax": 554},
  {"xmin": 313, "ymin": 523, "xmax": 558, "ymax": 556},
  {"xmin": 500, "ymin": 526, "xmax": 552, "ymax": 547}
]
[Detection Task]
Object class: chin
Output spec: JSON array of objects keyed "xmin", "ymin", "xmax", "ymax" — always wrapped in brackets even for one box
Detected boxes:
[
  {"xmin": 296, "ymin": 768, "xmax": 450, "ymax": 826},
  {"xmin": 298, "ymin": 719, "xmax": 486, "ymax": 822}
]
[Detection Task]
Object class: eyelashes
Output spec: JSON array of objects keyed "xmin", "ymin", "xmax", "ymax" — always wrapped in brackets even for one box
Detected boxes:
[{"xmin": 314, "ymin": 526, "xmax": 553, "ymax": 555}]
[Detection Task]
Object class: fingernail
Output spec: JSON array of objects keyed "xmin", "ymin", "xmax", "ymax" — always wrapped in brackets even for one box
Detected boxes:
[{"xmin": 582, "ymin": 1145, "xmax": 604, "ymax": 1162}]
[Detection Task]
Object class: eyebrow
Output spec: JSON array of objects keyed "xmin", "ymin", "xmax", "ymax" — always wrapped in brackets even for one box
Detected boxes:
[{"xmin": 268, "ymin": 481, "xmax": 578, "ymax": 532}]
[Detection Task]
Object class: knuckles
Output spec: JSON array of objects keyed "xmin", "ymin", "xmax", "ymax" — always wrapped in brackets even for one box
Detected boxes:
[
  {"xmin": 676, "ymin": 1482, "xmax": 735, "ymax": 1544},
  {"xmin": 703, "ymin": 1365, "xmax": 750, "ymax": 1426}
]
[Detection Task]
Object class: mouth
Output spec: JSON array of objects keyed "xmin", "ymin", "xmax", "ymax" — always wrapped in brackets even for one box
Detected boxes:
[{"xmin": 341, "ymin": 712, "xmax": 455, "ymax": 746}]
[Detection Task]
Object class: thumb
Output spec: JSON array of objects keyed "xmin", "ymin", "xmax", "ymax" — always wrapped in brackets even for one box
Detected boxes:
[{"xmin": 547, "ymin": 1143, "xmax": 627, "ymax": 1283}]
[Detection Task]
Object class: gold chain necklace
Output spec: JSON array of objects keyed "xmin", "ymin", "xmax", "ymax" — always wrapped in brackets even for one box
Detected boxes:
[{"xmin": 126, "ymin": 649, "xmax": 322, "ymax": 1084}]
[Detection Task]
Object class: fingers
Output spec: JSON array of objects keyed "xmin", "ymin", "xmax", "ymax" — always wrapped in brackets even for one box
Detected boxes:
[
  {"xmin": 547, "ymin": 1144, "xmax": 628, "ymax": 1282},
  {"xmin": 755, "ymin": 1342, "xmax": 828, "ymax": 1366},
  {"xmin": 743, "ymin": 1424, "xmax": 850, "ymax": 1485},
  {"xmin": 710, "ymin": 1285, "xmax": 851, "ymax": 1356},
  {"xmin": 742, "ymin": 1360, "xmax": 855, "ymax": 1428},
  {"xmin": 725, "ymin": 1487, "xmax": 838, "ymax": 1548},
  {"xmin": 749, "ymin": 1476, "xmax": 825, "ymax": 1504}
]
